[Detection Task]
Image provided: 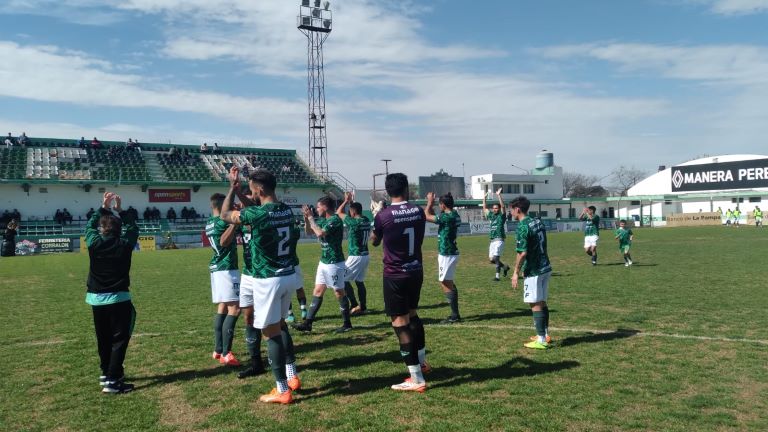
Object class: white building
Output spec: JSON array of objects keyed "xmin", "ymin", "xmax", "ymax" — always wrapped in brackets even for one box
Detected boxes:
[
  {"xmin": 471, "ymin": 151, "xmax": 564, "ymax": 200},
  {"xmin": 618, "ymin": 154, "xmax": 768, "ymax": 224}
]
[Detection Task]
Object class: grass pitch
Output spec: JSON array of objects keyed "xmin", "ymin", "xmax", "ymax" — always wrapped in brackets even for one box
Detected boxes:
[{"xmin": 1, "ymin": 227, "xmax": 767, "ymax": 431}]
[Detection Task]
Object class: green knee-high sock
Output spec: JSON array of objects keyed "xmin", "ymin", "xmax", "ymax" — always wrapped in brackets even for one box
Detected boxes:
[
  {"xmin": 444, "ymin": 288, "xmax": 460, "ymax": 318},
  {"xmin": 355, "ymin": 281, "xmax": 367, "ymax": 309},
  {"xmin": 344, "ymin": 282, "xmax": 359, "ymax": 308},
  {"xmin": 305, "ymin": 295, "xmax": 323, "ymax": 322},
  {"xmin": 222, "ymin": 314, "xmax": 239, "ymax": 353},
  {"xmin": 266, "ymin": 336, "xmax": 288, "ymax": 393},
  {"xmin": 281, "ymin": 324, "xmax": 296, "ymax": 365},
  {"xmin": 533, "ymin": 310, "xmax": 546, "ymax": 338},
  {"xmin": 245, "ymin": 325, "xmax": 262, "ymax": 362},
  {"xmin": 338, "ymin": 295, "xmax": 351, "ymax": 326},
  {"xmin": 213, "ymin": 313, "xmax": 226, "ymax": 354}
]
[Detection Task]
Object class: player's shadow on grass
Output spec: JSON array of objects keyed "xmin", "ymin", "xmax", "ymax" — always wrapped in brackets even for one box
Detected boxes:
[
  {"xmin": 296, "ymin": 333, "xmax": 390, "ymax": 354},
  {"xmin": 600, "ymin": 263, "xmax": 657, "ymax": 267},
  {"xmin": 556, "ymin": 328, "xmax": 640, "ymax": 348},
  {"xmin": 131, "ymin": 367, "xmax": 233, "ymax": 390},
  {"xmin": 300, "ymin": 350, "xmax": 400, "ymax": 372},
  {"xmin": 461, "ymin": 308, "xmax": 545, "ymax": 322},
  {"xmin": 304, "ymin": 357, "xmax": 579, "ymax": 398}
]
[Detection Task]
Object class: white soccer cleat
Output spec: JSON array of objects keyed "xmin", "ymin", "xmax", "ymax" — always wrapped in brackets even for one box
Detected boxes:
[{"xmin": 391, "ymin": 380, "xmax": 426, "ymax": 393}]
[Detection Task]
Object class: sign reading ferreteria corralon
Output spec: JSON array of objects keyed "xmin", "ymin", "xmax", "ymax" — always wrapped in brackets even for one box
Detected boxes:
[{"xmin": 671, "ymin": 158, "xmax": 768, "ymax": 192}]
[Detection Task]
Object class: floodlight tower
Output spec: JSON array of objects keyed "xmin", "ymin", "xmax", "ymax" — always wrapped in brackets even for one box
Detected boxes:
[{"xmin": 298, "ymin": 0, "xmax": 333, "ymax": 178}]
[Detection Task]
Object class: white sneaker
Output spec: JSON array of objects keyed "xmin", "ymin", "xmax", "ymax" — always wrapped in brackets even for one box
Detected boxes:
[
  {"xmin": 391, "ymin": 380, "xmax": 426, "ymax": 393},
  {"xmin": 628, "ymin": 260, "xmax": 633, "ymax": 266},
  {"xmin": 624, "ymin": 263, "xmax": 629, "ymax": 267}
]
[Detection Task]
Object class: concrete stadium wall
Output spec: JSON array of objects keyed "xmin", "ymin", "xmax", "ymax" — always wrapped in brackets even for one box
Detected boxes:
[{"xmin": 0, "ymin": 183, "xmax": 333, "ymax": 220}]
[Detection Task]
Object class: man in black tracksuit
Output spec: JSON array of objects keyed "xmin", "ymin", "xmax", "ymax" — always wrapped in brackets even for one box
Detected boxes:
[{"xmin": 85, "ymin": 192, "xmax": 139, "ymax": 394}]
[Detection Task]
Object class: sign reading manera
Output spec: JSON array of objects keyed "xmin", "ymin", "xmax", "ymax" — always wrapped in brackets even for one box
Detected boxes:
[{"xmin": 671, "ymin": 158, "xmax": 768, "ymax": 192}]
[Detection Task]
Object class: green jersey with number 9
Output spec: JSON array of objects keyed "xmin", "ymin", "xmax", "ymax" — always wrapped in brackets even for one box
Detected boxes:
[{"xmin": 239, "ymin": 202, "xmax": 298, "ymax": 278}]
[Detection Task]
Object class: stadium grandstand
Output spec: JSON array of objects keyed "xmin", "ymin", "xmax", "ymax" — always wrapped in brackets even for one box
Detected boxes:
[{"xmin": 0, "ymin": 136, "xmax": 344, "ymax": 252}]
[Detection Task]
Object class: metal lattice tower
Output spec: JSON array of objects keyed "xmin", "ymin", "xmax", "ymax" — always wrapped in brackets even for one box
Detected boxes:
[{"xmin": 298, "ymin": 0, "xmax": 332, "ymax": 178}]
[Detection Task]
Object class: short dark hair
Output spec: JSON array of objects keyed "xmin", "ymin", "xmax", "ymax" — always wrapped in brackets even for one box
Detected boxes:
[
  {"xmin": 509, "ymin": 196, "xmax": 531, "ymax": 213},
  {"xmin": 439, "ymin": 192, "xmax": 454, "ymax": 209},
  {"xmin": 99, "ymin": 214, "xmax": 122, "ymax": 237},
  {"xmin": 350, "ymin": 202, "xmax": 363, "ymax": 214},
  {"xmin": 210, "ymin": 193, "xmax": 225, "ymax": 211},
  {"xmin": 619, "ymin": 219, "xmax": 627, "ymax": 224},
  {"xmin": 385, "ymin": 173, "xmax": 409, "ymax": 198},
  {"xmin": 588, "ymin": 206, "xmax": 596, "ymax": 212},
  {"xmin": 317, "ymin": 196, "xmax": 335, "ymax": 211},
  {"xmin": 492, "ymin": 203, "xmax": 500, "ymax": 209},
  {"xmin": 249, "ymin": 169, "xmax": 277, "ymax": 193}
]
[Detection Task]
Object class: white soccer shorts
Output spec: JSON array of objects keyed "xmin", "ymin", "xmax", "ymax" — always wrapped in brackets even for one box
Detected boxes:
[
  {"xmin": 210, "ymin": 270, "xmax": 240, "ymax": 304},
  {"xmin": 250, "ymin": 275, "xmax": 293, "ymax": 329},
  {"xmin": 488, "ymin": 239, "xmax": 505, "ymax": 259},
  {"xmin": 292, "ymin": 265, "xmax": 305, "ymax": 291},
  {"xmin": 315, "ymin": 261, "xmax": 347, "ymax": 290},
  {"xmin": 239, "ymin": 274, "xmax": 256, "ymax": 308},
  {"xmin": 583, "ymin": 235, "xmax": 599, "ymax": 248},
  {"xmin": 523, "ymin": 271, "xmax": 551, "ymax": 304},
  {"xmin": 344, "ymin": 255, "xmax": 370, "ymax": 282},
  {"xmin": 438, "ymin": 254, "xmax": 459, "ymax": 282}
]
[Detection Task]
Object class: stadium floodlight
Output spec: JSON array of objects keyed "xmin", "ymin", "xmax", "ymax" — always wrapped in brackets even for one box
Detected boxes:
[
  {"xmin": 314, "ymin": 0, "xmax": 321, "ymax": 7},
  {"xmin": 302, "ymin": 0, "xmax": 309, "ymax": 6},
  {"xmin": 323, "ymin": 19, "xmax": 331, "ymax": 29},
  {"xmin": 312, "ymin": 7, "xmax": 321, "ymax": 17},
  {"xmin": 302, "ymin": 16, "xmax": 311, "ymax": 26},
  {"xmin": 324, "ymin": 1, "xmax": 330, "ymax": 10}
]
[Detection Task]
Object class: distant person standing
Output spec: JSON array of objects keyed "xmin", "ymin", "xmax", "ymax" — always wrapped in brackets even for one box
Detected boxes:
[
  {"xmin": 725, "ymin": 209, "xmax": 733, "ymax": 226},
  {"xmin": 733, "ymin": 207, "xmax": 742, "ymax": 228},
  {"xmin": 482, "ymin": 188, "xmax": 510, "ymax": 281},
  {"xmin": 754, "ymin": 206, "xmax": 763, "ymax": 228},
  {"xmin": 1, "ymin": 219, "xmax": 18, "ymax": 257},
  {"xmin": 580, "ymin": 206, "xmax": 600, "ymax": 265},
  {"xmin": 424, "ymin": 192, "xmax": 462, "ymax": 324},
  {"xmin": 85, "ymin": 192, "xmax": 139, "ymax": 394},
  {"xmin": 614, "ymin": 220, "xmax": 634, "ymax": 267}
]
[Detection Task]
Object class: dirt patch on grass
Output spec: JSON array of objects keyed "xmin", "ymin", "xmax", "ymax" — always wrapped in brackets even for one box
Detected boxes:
[{"xmin": 159, "ymin": 383, "xmax": 219, "ymax": 431}]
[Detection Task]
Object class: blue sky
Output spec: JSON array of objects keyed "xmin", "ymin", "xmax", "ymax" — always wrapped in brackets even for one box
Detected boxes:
[{"xmin": 1, "ymin": 0, "xmax": 768, "ymax": 187}]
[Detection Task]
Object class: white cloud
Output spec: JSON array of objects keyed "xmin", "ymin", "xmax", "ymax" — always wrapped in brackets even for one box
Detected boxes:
[{"xmin": 709, "ymin": 0, "xmax": 768, "ymax": 15}]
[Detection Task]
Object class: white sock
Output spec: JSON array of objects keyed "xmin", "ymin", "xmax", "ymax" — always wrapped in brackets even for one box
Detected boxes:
[
  {"xmin": 300, "ymin": 304, "xmax": 306, "ymax": 310},
  {"xmin": 538, "ymin": 335, "xmax": 547, "ymax": 344},
  {"xmin": 285, "ymin": 362, "xmax": 297, "ymax": 379},
  {"xmin": 276, "ymin": 379, "xmax": 289, "ymax": 393},
  {"xmin": 495, "ymin": 272, "xmax": 500, "ymax": 278},
  {"xmin": 407, "ymin": 365, "xmax": 424, "ymax": 383},
  {"xmin": 418, "ymin": 348, "xmax": 426, "ymax": 365}
]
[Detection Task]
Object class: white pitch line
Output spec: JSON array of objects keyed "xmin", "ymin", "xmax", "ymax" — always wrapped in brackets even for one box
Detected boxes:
[{"xmin": 13, "ymin": 323, "xmax": 768, "ymax": 347}]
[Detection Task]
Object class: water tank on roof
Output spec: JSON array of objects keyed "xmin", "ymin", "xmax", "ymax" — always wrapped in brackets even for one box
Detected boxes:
[{"xmin": 535, "ymin": 150, "xmax": 554, "ymax": 169}]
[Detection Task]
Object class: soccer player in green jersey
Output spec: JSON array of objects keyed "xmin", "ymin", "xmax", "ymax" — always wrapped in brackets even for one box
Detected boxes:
[
  {"xmin": 424, "ymin": 191, "xmax": 462, "ymax": 323},
  {"xmin": 335, "ymin": 192, "xmax": 372, "ymax": 316},
  {"xmin": 294, "ymin": 196, "xmax": 352, "ymax": 333},
  {"xmin": 206, "ymin": 194, "xmax": 242, "ymax": 367},
  {"xmin": 220, "ymin": 168, "xmax": 301, "ymax": 405},
  {"xmin": 614, "ymin": 220, "xmax": 634, "ymax": 267},
  {"xmin": 580, "ymin": 206, "xmax": 600, "ymax": 265},
  {"xmin": 85, "ymin": 192, "xmax": 138, "ymax": 393},
  {"xmin": 509, "ymin": 196, "xmax": 553, "ymax": 350},
  {"xmin": 754, "ymin": 206, "xmax": 763, "ymax": 228},
  {"xmin": 733, "ymin": 207, "xmax": 742, "ymax": 228},
  {"xmin": 483, "ymin": 188, "xmax": 510, "ymax": 281}
]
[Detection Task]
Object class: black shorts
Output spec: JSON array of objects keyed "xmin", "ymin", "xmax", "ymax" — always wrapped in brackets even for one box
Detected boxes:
[{"xmin": 383, "ymin": 272, "xmax": 423, "ymax": 317}]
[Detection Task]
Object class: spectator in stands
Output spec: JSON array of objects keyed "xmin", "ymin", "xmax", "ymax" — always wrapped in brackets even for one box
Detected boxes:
[
  {"xmin": 62, "ymin": 208, "xmax": 73, "ymax": 225},
  {"xmin": 167, "ymin": 207, "xmax": 177, "ymax": 221},
  {"xmin": 213, "ymin": 143, "xmax": 220, "ymax": 154},
  {"xmin": 189, "ymin": 207, "xmax": 199, "ymax": 219},
  {"xmin": 55, "ymin": 209, "xmax": 63, "ymax": 224},
  {"xmin": 92, "ymin": 137, "xmax": 103, "ymax": 149},
  {"xmin": 200, "ymin": 142, "xmax": 209, "ymax": 153},
  {"xmin": 11, "ymin": 209, "xmax": 20, "ymax": 221},
  {"xmin": 1, "ymin": 210, "xmax": 10, "ymax": 225},
  {"xmin": 79, "ymin": 137, "xmax": 87, "ymax": 149},
  {"xmin": 152, "ymin": 207, "xmax": 161, "ymax": 221},
  {"xmin": 18, "ymin": 132, "xmax": 29, "ymax": 147},
  {"xmin": 241, "ymin": 162, "xmax": 250, "ymax": 178},
  {"xmin": 127, "ymin": 206, "xmax": 139, "ymax": 219},
  {"xmin": 126, "ymin": 138, "xmax": 134, "ymax": 149},
  {"xmin": 181, "ymin": 206, "xmax": 189, "ymax": 220},
  {"xmin": 143, "ymin": 207, "xmax": 152, "ymax": 221},
  {"xmin": 4, "ymin": 133, "xmax": 13, "ymax": 148},
  {"xmin": 86, "ymin": 208, "xmax": 96, "ymax": 220},
  {"xmin": 133, "ymin": 139, "xmax": 142, "ymax": 154},
  {"xmin": 1, "ymin": 219, "xmax": 18, "ymax": 257}
]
